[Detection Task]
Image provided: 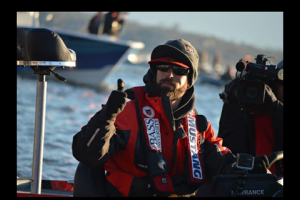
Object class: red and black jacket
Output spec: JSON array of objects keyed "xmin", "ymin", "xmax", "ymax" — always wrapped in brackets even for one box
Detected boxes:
[{"xmin": 73, "ymin": 82, "xmax": 235, "ymax": 197}]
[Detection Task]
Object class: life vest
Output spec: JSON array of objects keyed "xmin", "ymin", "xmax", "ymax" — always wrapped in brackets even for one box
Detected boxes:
[
  {"xmin": 134, "ymin": 86, "xmax": 206, "ymax": 191},
  {"xmin": 104, "ymin": 86, "xmax": 206, "ymax": 196}
]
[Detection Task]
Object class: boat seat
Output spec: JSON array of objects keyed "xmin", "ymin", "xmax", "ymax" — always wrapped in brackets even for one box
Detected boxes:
[
  {"xmin": 17, "ymin": 28, "xmax": 30, "ymax": 61},
  {"xmin": 73, "ymin": 162, "xmax": 110, "ymax": 197},
  {"xmin": 17, "ymin": 27, "xmax": 76, "ymax": 68}
]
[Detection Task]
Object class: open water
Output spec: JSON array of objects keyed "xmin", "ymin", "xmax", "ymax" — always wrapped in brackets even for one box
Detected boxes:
[{"xmin": 17, "ymin": 63, "xmax": 224, "ymax": 181}]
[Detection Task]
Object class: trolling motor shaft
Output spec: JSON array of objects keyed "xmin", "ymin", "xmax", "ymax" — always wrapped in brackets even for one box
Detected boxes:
[{"xmin": 31, "ymin": 74, "xmax": 47, "ymax": 194}]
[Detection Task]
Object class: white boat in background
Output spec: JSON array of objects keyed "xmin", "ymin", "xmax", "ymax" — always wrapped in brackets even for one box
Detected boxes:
[{"xmin": 17, "ymin": 12, "xmax": 144, "ymax": 89}]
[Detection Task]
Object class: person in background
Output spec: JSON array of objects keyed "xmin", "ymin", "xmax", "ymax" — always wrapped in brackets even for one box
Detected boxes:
[
  {"xmin": 72, "ymin": 39, "xmax": 275, "ymax": 197},
  {"xmin": 88, "ymin": 12, "xmax": 105, "ymax": 35},
  {"xmin": 220, "ymin": 65, "xmax": 235, "ymax": 82},
  {"xmin": 218, "ymin": 59, "xmax": 283, "ymax": 178},
  {"xmin": 114, "ymin": 12, "xmax": 127, "ymax": 36},
  {"xmin": 88, "ymin": 12, "xmax": 127, "ymax": 38},
  {"xmin": 102, "ymin": 12, "xmax": 127, "ymax": 38},
  {"xmin": 212, "ymin": 54, "xmax": 224, "ymax": 76}
]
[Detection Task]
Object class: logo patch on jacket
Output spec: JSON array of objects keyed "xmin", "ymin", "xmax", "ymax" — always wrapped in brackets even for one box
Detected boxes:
[
  {"xmin": 189, "ymin": 109, "xmax": 195, "ymax": 116},
  {"xmin": 158, "ymin": 160, "xmax": 166, "ymax": 169},
  {"xmin": 187, "ymin": 115, "xmax": 202, "ymax": 179},
  {"xmin": 143, "ymin": 106, "xmax": 155, "ymax": 118},
  {"xmin": 144, "ymin": 118, "xmax": 162, "ymax": 152}
]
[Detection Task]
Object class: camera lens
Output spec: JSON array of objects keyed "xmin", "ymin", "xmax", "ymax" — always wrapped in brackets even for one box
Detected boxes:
[
  {"xmin": 237, "ymin": 80, "xmax": 265, "ymax": 104},
  {"xmin": 244, "ymin": 85, "xmax": 258, "ymax": 100}
]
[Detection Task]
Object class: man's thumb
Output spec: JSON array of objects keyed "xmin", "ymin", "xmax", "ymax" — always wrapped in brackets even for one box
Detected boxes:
[{"xmin": 117, "ymin": 79, "xmax": 125, "ymax": 92}]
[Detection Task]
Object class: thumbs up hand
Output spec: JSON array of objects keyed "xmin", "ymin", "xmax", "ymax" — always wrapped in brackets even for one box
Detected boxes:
[
  {"xmin": 117, "ymin": 78, "xmax": 125, "ymax": 92},
  {"xmin": 103, "ymin": 79, "xmax": 128, "ymax": 123}
]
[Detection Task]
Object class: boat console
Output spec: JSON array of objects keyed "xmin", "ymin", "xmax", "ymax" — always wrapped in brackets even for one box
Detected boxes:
[{"xmin": 210, "ymin": 151, "xmax": 283, "ymax": 197}]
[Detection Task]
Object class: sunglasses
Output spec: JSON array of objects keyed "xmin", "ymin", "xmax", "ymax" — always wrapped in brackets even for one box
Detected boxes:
[{"xmin": 156, "ymin": 65, "xmax": 189, "ymax": 76}]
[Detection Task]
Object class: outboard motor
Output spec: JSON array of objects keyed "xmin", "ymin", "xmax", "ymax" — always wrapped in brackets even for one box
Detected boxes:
[{"xmin": 17, "ymin": 27, "xmax": 76, "ymax": 194}]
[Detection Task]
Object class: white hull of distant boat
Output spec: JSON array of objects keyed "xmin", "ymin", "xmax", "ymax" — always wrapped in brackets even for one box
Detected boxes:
[{"xmin": 17, "ymin": 26, "xmax": 144, "ymax": 89}]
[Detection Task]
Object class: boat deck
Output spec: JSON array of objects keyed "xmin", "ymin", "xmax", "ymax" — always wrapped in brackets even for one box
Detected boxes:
[{"xmin": 17, "ymin": 179, "xmax": 73, "ymax": 197}]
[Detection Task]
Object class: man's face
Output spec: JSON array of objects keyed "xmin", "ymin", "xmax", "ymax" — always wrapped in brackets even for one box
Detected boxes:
[{"xmin": 154, "ymin": 66, "xmax": 189, "ymax": 102}]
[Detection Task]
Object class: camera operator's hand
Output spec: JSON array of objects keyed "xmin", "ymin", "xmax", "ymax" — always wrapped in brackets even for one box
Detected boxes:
[
  {"xmin": 264, "ymin": 84, "xmax": 278, "ymax": 104},
  {"xmin": 244, "ymin": 84, "xmax": 279, "ymax": 115},
  {"xmin": 222, "ymin": 78, "xmax": 239, "ymax": 103},
  {"xmin": 101, "ymin": 79, "xmax": 127, "ymax": 124},
  {"xmin": 260, "ymin": 84, "xmax": 279, "ymax": 116},
  {"xmin": 250, "ymin": 155, "xmax": 270, "ymax": 174}
]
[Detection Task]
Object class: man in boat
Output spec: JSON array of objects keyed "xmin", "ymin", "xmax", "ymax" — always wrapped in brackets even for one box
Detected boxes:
[
  {"xmin": 88, "ymin": 12, "xmax": 127, "ymax": 38},
  {"xmin": 72, "ymin": 39, "xmax": 273, "ymax": 197},
  {"xmin": 218, "ymin": 59, "xmax": 283, "ymax": 178},
  {"xmin": 88, "ymin": 12, "xmax": 105, "ymax": 35}
]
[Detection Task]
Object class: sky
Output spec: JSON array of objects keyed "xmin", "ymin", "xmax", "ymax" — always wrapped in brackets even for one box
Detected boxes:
[{"xmin": 124, "ymin": 12, "xmax": 283, "ymax": 51}]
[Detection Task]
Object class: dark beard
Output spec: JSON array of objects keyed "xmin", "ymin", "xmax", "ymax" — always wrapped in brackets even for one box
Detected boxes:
[{"xmin": 152, "ymin": 77, "xmax": 188, "ymax": 102}]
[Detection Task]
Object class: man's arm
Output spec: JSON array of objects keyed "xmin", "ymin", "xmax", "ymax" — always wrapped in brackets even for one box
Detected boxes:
[
  {"xmin": 72, "ymin": 79, "xmax": 128, "ymax": 168},
  {"xmin": 72, "ymin": 106, "xmax": 128, "ymax": 168}
]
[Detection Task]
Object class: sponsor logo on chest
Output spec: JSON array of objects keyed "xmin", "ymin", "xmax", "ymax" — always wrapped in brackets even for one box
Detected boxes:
[
  {"xmin": 143, "ymin": 106, "xmax": 155, "ymax": 118},
  {"xmin": 187, "ymin": 115, "xmax": 202, "ymax": 179},
  {"xmin": 144, "ymin": 118, "xmax": 162, "ymax": 152}
]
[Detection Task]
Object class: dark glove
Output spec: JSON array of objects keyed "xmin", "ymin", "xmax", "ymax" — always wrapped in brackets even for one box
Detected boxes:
[
  {"xmin": 250, "ymin": 155, "xmax": 270, "ymax": 174},
  {"xmin": 90, "ymin": 79, "xmax": 127, "ymax": 160},
  {"xmin": 101, "ymin": 79, "xmax": 127, "ymax": 123}
]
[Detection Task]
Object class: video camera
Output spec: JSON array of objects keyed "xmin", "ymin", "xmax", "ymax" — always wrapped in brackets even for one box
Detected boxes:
[{"xmin": 235, "ymin": 54, "xmax": 283, "ymax": 104}]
